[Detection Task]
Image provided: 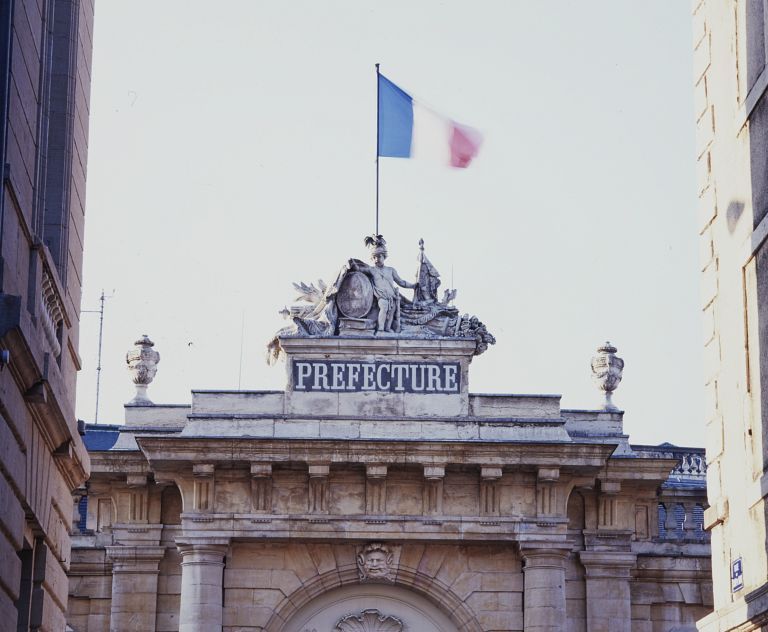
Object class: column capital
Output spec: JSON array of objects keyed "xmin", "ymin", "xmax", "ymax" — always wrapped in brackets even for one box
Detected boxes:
[
  {"xmin": 112, "ymin": 523, "xmax": 164, "ymax": 546},
  {"xmin": 250, "ymin": 462, "xmax": 272, "ymax": 478},
  {"xmin": 519, "ymin": 541, "xmax": 571, "ymax": 569},
  {"xmin": 366, "ymin": 464, "xmax": 387, "ymax": 479},
  {"xmin": 106, "ymin": 545, "xmax": 166, "ymax": 573},
  {"xmin": 579, "ymin": 551, "xmax": 637, "ymax": 579},
  {"xmin": 176, "ymin": 539, "xmax": 230, "ymax": 561}
]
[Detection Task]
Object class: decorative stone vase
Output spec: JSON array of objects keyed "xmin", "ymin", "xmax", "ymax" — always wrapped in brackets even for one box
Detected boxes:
[
  {"xmin": 590, "ymin": 341, "xmax": 624, "ymax": 411},
  {"xmin": 126, "ymin": 335, "xmax": 160, "ymax": 405}
]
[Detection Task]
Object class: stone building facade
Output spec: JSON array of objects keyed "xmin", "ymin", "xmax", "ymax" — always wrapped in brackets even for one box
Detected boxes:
[
  {"xmin": 68, "ymin": 335, "xmax": 712, "ymax": 631},
  {"xmin": 0, "ymin": 1, "xmax": 93, "ymax": 630},
  {"xmin": 691, "ymin": 1, "xmax": 768, "ymax": 630}
]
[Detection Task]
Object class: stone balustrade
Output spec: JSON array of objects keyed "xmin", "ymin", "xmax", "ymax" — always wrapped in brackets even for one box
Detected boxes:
[{"xmin": 657, "ymin": 499, "xmax": 707, "ymax": 540}]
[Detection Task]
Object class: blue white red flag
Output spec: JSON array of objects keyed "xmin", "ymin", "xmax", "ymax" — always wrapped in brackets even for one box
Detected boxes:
[{"xmin": 377, "ymin": 74, "xmax": 482, "ymax": 168}]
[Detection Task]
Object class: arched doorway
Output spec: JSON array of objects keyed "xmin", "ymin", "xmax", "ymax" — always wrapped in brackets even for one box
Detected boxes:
[{"xmin": 282, "ymin": 583, "xmax": 459, "ymax": 632}]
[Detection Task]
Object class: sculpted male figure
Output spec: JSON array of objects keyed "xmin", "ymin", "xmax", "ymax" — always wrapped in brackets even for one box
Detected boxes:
[{"xmin": 349, "ymin": 236, "xmax": 416, "ymax": 334}]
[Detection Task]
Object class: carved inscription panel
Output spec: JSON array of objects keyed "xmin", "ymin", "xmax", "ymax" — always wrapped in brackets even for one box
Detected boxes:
[{"xmin": 292, "ymin": 360, "xmax": 461, "ymax": 393}]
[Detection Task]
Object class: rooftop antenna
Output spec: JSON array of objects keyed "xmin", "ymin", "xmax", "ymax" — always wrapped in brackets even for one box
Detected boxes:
[
  {"xmin": 82, "ymin": 289, "xmax": 114, "ymax": 423},
  {"xmin": 237, "ymin": 309, "xmax": 246, "ymax": 390}
]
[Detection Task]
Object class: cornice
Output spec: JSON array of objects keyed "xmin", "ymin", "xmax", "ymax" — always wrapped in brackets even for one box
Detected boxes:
[
  {"xmin": 136, "ymin": 436, "xmax": 616, "ymax": 470},
  {"xmin": 600, "ymin": 456, "xmax": 680, "ymax": 485}
]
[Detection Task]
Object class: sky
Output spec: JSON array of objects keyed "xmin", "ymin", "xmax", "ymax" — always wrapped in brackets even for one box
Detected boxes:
[{"xmin": 76, "ymin": 1, "xmax": 703, "ymax": 447}]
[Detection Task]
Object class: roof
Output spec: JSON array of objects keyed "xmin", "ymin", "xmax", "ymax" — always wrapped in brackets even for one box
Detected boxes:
[{"xmin": 83, "ymin": 424, "xmax": 121, "ymax": 451}]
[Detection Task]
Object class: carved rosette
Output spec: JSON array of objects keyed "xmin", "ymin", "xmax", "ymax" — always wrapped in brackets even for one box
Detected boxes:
[
  {"xmin": 590, "ymin": 341, "xmax": 624, "ymax": 411},
  {"xmin": 126, "ymin": 335, "xmax": 160, "ymax": 405},
  {"xmin": 334, "ymin": 610, "xmax": 403, "ymax": 632}
]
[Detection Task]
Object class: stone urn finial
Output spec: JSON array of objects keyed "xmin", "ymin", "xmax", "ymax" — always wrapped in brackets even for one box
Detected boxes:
[
  {"xmin": 126, "ymin": 335, "xmax": 160, "ymax": 405},
  {"xmin": 590, "ymin": 341, "xmax": 624, "ymax": 411}
]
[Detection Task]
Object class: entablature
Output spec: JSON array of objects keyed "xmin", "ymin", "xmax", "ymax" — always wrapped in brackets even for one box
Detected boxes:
[
  {"xmin": 172, "ymin": 512, "xmax": 570, "ymax": 544},
  {"xmin": 136, "ymin": 436, "xmax": 617, "ymax": 471}
]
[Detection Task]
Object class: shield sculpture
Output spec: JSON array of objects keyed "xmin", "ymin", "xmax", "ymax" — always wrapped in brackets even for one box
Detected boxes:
[{"xmin": 337, "ymin": 271, "xmax": 374, "ymax": 319}]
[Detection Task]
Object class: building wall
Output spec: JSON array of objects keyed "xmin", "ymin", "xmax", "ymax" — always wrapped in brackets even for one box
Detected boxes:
[
  {"xmin": 0, "ymin": 0, "xmax": 93, "ymax": 629},
  {"xmin": 692, "ymin": 1, "xmax": 768, "ymax": 629},
  {"xmin": 68, "ymin": 439, "xmax": 711, "ymax": 632},
  {"xmin": 224, "ymin": 541, "xmax": 526, "ymax": 631}
]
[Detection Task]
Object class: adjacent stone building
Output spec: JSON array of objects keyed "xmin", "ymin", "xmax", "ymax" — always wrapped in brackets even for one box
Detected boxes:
[
  {"xmin": 691, "ymin": 1, "xmax": 768, "ymax": 630},
  {"xmin": 0, "ymin": 1, "xmax": 94, "ymax": 630},
  {"xmin": 68, "ymin": 240, "xmax": 711, "ymax": 631}
]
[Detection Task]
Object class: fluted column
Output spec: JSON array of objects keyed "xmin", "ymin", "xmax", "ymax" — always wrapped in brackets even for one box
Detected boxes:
[
  {"xmin": 178, "ymin": 542, "xmax": 229, "ymax": 632},
  {"xmin": 520, "ymin": 543, "xmax": 570, "ymax": 632},
  {"xmin": 106, "ymin": 545, "xmax": 166, "ymax": 632},
  {"xmin": 579, "ymin": 551, "xmax": 637, "ymax": 632}
]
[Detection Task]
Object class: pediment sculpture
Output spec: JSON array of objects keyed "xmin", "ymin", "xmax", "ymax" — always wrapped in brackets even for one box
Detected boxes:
[{"xmin": 267, "ymin": 236, "xmax": 495, "ymax": 363}]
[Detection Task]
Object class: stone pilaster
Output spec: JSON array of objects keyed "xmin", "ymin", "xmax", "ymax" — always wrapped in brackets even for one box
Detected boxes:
[
  {"xmin": 365, "ymin": 465, "xmax": 387, "ymax": 514},
  {"xmin": 250, "ymin": 462, "xmax": 273, "ymax": 512},
  {"xmin": 106, "ymin": 545, "xmax": 166, "ymax": 632},
  {"xmin": 520, "ymin": 543, "xmax": 570, "ymax": 632},
  {"xmin": 536, "ymin": 467, "xmax": 560, "ymax": 517},
  {"xmin": 578, "ymin": 551, "xmax": 637, "ymax": 632},
  {"xmin": 308, "ymin": 464, "xmax": 330, "ymax": 513},
  {"xmin": 423, "ymin": 465, "xmax": 445, "ymax": 515},
  {"xmin": 177, "ymin": 542, "xmax": 229, "ymax": 632},
  {"xmin": 480, "ymin": 466, "xmax": 502, "ymax": 515},
  {"xmin": 192, "ymin": 463, "xmax": 215, "ymax": 512},
  {"xmin": 597, "ymin": 480, "xmax": 621, "ymax": 529}
]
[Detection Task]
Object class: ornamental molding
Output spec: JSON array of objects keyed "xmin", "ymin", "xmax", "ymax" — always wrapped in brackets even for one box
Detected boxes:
[{"xmin": 135, "ymin": 436, "xmax": 617, "ymax": 468}]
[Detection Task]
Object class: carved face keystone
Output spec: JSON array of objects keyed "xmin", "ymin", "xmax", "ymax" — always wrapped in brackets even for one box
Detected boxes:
[
  {"xmin": 357, "ymin": 543, "xmax": 395, "ymax": 581},
  {"xmin": 364, "ymin": 550, "xmax": 388, "ymax": 576}
]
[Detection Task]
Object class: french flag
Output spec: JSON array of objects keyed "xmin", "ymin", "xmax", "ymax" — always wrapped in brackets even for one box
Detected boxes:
[{"xmin": 377, "ymin": 74, "xmax": 482, "ymax": 168}]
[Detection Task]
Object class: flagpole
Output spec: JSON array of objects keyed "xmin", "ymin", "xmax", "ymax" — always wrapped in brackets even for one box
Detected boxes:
[{"xmin": 375, "ymin": 62, "xmax": 380, "ymax": 236}]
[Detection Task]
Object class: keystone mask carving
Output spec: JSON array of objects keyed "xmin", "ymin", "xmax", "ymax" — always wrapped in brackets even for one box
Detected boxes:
[{"xmin": 357, "ymin": 542, "xmax": 395, "ymax": 582}]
